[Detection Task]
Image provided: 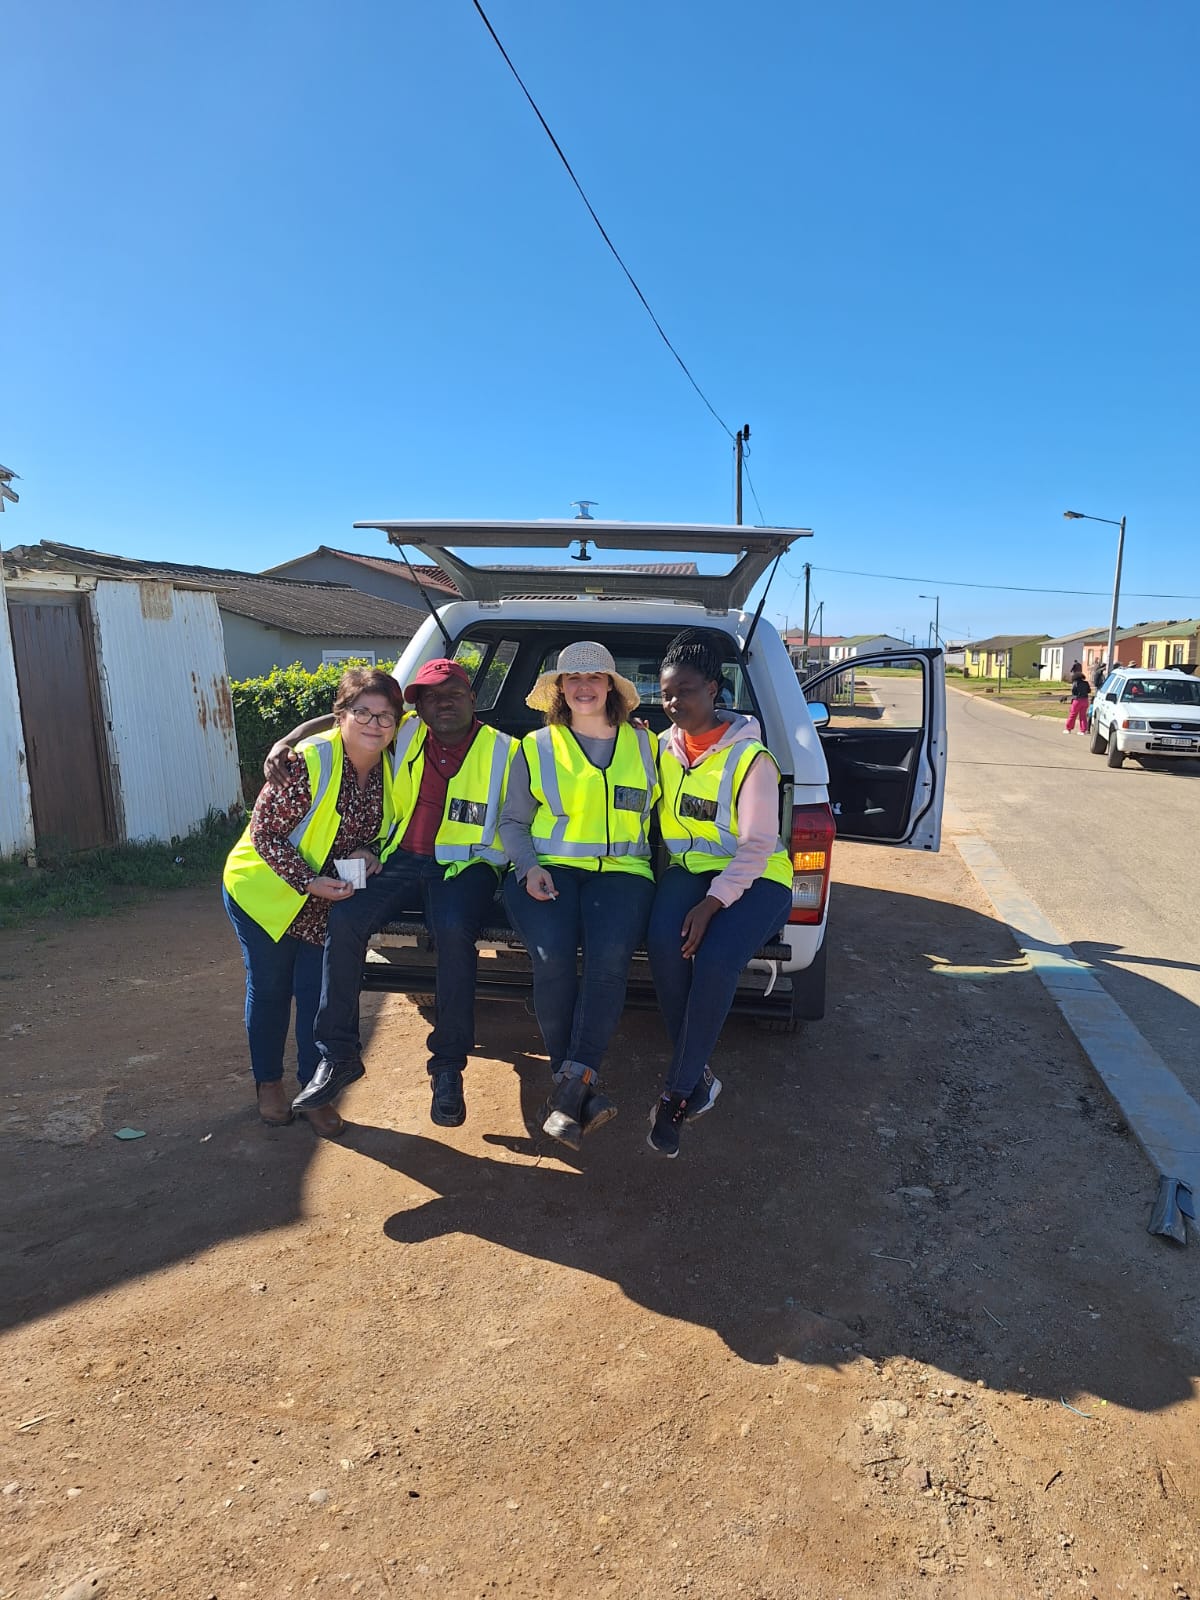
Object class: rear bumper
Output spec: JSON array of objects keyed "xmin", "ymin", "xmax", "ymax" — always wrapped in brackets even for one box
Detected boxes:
[{"xmin": 365, "ymin": 909, "xmax": 825, "ymax": 1021}]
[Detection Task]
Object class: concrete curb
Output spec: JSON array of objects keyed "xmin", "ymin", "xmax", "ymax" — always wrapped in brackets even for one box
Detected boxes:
[
  {"xmin": 945, "ymin": 804, "xmax": 1200, "ymax": 1197},
  {"xmin": 946, "ymin": 682, "xmax": 1050, "ymax": 721}
]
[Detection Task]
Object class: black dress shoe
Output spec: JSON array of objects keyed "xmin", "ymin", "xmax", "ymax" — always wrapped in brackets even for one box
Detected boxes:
[
  {"xmin": 429, "ymin": 1067, "xmax": 466, "ymax": 1127},
  {"xmin": 292, "ymin": 1057, "xmax": 365, "ymax": 1111}
]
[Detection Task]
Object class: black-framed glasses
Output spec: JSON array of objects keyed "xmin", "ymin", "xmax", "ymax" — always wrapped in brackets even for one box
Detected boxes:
[{"xmin": 349, "ymin": 708, "xmax": 398, "ymax": 729}]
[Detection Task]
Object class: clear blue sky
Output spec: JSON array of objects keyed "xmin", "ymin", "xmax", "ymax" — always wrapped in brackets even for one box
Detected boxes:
[{"xmin": 4, "ymin": 0, "xmax": 1197, "ymax": 643}]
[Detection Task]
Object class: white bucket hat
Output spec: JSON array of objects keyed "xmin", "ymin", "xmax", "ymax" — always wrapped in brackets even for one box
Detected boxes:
[{"xmin": 526, "ymin": 640, "xmax": 641, "ymax": 714}]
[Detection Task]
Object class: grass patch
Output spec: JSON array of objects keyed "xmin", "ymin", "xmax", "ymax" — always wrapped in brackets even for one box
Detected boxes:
[
  {"xmin": 0, "ymin": 810, "xmax": 243, "ymax": 931},
  {"xmin": 950, "ymin": 675, "xmax": 1081, "ymax": 720}
]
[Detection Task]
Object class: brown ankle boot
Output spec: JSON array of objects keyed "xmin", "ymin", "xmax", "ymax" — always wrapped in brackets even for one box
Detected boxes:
[
  {"xmin": 300, "ymin": 1103, "xmax": 346, "ymax": 1140},
  {"xmin": 256, "ymin": 1081, "xmax": 294, "ymax": 1126}
]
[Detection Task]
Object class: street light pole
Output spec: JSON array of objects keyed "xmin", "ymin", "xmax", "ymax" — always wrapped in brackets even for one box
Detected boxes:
[
  {"xmin": 919, "ymin": 593, "xmax": 940, "ymax": 649},
  {"xmin": 1064, "ymin": 510, "xmax": 1126, "ymax": 674}
]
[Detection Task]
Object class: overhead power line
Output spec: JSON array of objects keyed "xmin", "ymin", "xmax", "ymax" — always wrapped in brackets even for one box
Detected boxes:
[
  {"xmin": 740, "ymin": 446, "xmax": 768, "ymax": 525},
  {"xmin": 469, "ymin": 0, "xmax": 735, "ymax": 441},
  {"xmin": 802, "ymin": 564, "xmax": 1200, "ymax": 604}
]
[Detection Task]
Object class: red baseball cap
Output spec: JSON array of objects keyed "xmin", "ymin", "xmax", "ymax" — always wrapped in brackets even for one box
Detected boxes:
[{"xmin": 403, "ymin": 657, "xmax": 473, "ymax": 702}]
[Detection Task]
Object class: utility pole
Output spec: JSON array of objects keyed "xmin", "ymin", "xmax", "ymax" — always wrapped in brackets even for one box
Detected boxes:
[
  {"xmin": 734, "ymin": 424, "xmax": 749, "ymax": 526},
  {"xmin": 801, "ymin": 563, "xmax": 812, "ymax": 673}
]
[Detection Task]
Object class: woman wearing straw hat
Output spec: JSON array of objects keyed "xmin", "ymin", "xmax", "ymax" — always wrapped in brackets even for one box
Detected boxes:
[{"xmin": 499, "ymin": 641, "xmax": 660, "ymax": 1150}]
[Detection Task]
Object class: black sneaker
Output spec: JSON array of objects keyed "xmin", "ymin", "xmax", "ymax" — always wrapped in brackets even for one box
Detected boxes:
[
  {"xmin": 541, "ymin": 1071, "xmax": 594, "ymax": 1151},
  {"xmin": 292, "ymin": 1056, "xmax": 365, "ymax": 1111},
  {"xmin": 429, "ymin": 1067, "xmax": 466, "ymax": 1127},
  {"xmin": 684, "ymin": 1068, "xmax": 722, "ymax": 1121},
  {"xmin": 646, "ymin": 1092, "xmax": 689, "ymax": 1159}
]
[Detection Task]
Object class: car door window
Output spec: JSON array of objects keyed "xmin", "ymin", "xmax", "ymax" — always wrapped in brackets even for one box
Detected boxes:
[
  {"xmin": 805, "ymin": 656, "xmax": 937, "ymax": 844},
  {"xmin": 453, "ymin": 637, "xmax": 520, "ymax": 711}
]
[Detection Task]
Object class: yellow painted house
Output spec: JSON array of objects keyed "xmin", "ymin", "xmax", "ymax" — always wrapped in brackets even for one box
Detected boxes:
[
  {"xmin": 966, "ymin": 634, "xmax": 1050, "ymax": 678},
  {"xmin": 1139, "ymin": 619, "xmax": 1200, "ymax": 670}
]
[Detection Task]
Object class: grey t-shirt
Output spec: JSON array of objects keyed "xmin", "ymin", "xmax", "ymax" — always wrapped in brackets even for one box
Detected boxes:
[{"xmin": 498, "ymin": 731, "xmax": 617, "ymax": 881}]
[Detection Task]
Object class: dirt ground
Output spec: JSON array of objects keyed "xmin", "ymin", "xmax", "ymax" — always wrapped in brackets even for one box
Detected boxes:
[{"xmin": 2, "ymin": 841, "xmax": 1198, "ymax": 1600}]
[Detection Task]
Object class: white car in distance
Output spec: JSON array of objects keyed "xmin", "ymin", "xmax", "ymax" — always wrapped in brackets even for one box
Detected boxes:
[{"xmin": 1090, "ymin": 667, "xmax": 1200, "ymax": 768}]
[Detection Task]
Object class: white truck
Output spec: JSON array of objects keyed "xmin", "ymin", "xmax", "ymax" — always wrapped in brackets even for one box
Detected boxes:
[{"xmin": 358, "ymin": 520, "xmax": 947, "ymax": 1031}]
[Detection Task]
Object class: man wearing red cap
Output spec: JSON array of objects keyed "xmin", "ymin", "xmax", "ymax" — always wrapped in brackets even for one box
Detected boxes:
[{"xmin": 266, "ymin": 659, "xmax": 513, "ymax": 1127}]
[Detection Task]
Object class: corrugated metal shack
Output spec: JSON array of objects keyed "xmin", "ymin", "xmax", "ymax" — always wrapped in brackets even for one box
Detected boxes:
[{"xmin": 1, "ymin": 544, "xmax": 242, "ymax": 854}]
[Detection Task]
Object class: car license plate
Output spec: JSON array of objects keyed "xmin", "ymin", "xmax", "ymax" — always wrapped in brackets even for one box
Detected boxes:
[{"xmin": 1157, "ymin": 735, "xmax": 1197, "ymax": 748}]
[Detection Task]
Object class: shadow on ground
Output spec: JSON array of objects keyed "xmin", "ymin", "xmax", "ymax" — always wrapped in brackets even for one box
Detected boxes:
[{"xmin": 3, "ymin": 879, "xmax": 1198, "ymax": 1416}]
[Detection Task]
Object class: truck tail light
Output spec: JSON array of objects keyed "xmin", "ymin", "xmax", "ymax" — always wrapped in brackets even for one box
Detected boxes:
[{"xmin": 788, "ymin": 802, "xmax": 835, "ymax": 924}]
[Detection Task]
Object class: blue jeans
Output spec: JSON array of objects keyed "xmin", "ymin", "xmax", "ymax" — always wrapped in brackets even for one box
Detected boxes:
[
  {"xmin": 223, "ymin": 886, "xmax": 325, "ymax": 1086},
  {"xmin": 503, "ymin": 866, "xmax": 655, "ymax": 1079},
  {"xmin": 315, "ymin": 854, "xmax": 499, "ymax": 1074},
  {"xmin": 647, "ymin": 867, "xmax": 792, "ymax": 1098}
]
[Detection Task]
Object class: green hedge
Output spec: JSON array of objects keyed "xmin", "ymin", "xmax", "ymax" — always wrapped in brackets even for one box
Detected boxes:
[{"xmin": 231, "ymin": 660, "xmax": 371, "ymax": 800}]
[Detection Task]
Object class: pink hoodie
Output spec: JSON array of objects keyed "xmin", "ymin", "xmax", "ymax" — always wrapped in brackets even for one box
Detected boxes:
[{"xmin": 658, "ymin": 713, "xmax": 784, "ymax": 908}]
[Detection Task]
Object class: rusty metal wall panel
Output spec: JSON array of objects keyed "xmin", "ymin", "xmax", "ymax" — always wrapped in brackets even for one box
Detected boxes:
[
  {"xmin": 91, "ymin": 581, "xmax": 242, "ymax": 842},
  {"xmin": 8, "ymin": 596, "xmax": 115, "ymax": 852},
  {"xmin": 0, "ymin": 591, "xmax": 35, "ymax": 856}
]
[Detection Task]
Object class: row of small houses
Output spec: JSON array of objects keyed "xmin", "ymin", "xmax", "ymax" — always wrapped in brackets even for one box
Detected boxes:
[
  {"xmin": 967, "ymin": 620, "xmax": 1200, "ymax": 680},
  {"xmin": 784, "ymin": 623, "xmax": 1200, "ymax": 680}
]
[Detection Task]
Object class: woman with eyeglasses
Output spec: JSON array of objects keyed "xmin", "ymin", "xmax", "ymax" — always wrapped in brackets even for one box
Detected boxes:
[{"xmin": 222, "ymin": 666, "xmax": 403, "ymax": 1136}]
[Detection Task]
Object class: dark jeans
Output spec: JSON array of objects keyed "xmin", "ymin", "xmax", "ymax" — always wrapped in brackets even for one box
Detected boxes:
[
  {"xmin": 223, "ymin": 886, "xmax": 325, "ymax": 1086},
  {"xmin": 647, "ymin": 867, "xmax": 792, "ymax": 1098},
  {"xmin": 503, "ymin": 866, "xmax": 655, "ymax": 1079},
  {"xmin": 315, "ymin": 854, "xmax": 498, "ymax": 1074}
]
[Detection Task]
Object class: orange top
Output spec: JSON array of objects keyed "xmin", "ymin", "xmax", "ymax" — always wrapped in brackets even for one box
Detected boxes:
[{"xmin": 681, "ymin": 722, "xmax": 727, "ymax": 766}]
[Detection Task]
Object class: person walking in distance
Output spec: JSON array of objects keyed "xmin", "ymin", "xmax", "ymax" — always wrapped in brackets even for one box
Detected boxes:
[{"xmin": 1066, "ymin": 665, "xmax": 1092, "ymax": 734}]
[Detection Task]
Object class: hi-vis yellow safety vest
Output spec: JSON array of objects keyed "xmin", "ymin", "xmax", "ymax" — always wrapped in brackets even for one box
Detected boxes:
[
  {"xmin": 379, "ymin": 715, "xmax": 514, "ymax": 875},
  {"xmin": 657, "ymin": 724, "xmax": 792, "ymax": 889},
  {"xmin": 223, "ymin": 730, "xmax": 393, "ymax": 941},
  {"xmin": 525, "ymin": 722, "xmax": 659, "ymax": 879}
]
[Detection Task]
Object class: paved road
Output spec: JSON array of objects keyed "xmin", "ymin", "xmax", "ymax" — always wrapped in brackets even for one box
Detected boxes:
[{"xmin": 866, "ymin": 675, "xmax": 1200, "ymax": 1096}]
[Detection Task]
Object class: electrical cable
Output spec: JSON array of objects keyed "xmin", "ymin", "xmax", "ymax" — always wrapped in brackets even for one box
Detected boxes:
[
  {"xmin": 470, "ymin": 0, "xmax": 734, "ymax": 440},
  {"xmin": 797, "ymin": 564, "xmax": 1200, "ymax": 604},
  {"xmin": 741, "ymin": 449, "xmax": 768, "ymax": 526}
]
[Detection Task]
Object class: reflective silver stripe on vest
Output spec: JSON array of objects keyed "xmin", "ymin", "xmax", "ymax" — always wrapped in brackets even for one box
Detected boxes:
[
  {"xmin": 377, "ymin": 716, "xmax": 423, "ymax": 857},
  {"xmin": 664, "ymin": 734, "xmax": 755, "ymax": 859},
  {"xmin": 530, "ymin": 727, "xmax": 572, "ymax": 852},
  {"xmin": 435, "ymin": 730, "xmax": 511, "ymax": 865},
  {"xmin": 602, "ymin": 725, "xmax": 657, "ymax": 857},
  {"xmin": 287, "ymin": 738, "xmax": 337, "ymax": 851},
  {"xmin": 529, "ymin": 725, "xmax": 653, "ymax": 859},
  {"xmin": 389, "ymin": 714, "xmax": 423, "ymax": 780}
]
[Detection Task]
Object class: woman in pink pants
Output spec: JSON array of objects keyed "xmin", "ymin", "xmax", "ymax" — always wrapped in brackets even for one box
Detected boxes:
[{"xmin": 1066, "ymin": 665, "xmax": 1091, "ymax": 733}]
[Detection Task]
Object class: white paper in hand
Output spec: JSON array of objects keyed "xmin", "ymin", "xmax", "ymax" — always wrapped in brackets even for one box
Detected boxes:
[{"xmin": 334, "ymin": 858, "xmax": 367, "ymax": 891}]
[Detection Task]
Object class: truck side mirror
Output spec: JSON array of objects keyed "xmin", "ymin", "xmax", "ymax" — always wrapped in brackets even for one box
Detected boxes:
[{"xmin": 808, "ymin": 702, "xmax": 831, "ymax": 728}]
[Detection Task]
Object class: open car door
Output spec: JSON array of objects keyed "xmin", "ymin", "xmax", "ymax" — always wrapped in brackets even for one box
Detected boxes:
[{"xmin": 802, "ymin": 649, "xmax": 946, "ymax": 850}]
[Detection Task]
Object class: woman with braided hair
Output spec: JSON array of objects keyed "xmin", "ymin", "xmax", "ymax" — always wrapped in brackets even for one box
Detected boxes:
[{"xmin": 646, "ymin": 628, "xmax": 793, "ymax": 1158}]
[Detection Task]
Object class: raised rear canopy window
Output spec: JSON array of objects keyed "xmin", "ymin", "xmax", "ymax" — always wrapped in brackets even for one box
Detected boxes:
[{"xmin": 352, "ymin": 519, "xmax": 812, "ymax": 612}]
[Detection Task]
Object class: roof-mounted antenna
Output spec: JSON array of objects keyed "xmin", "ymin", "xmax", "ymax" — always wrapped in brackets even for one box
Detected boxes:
[{"xmin": 570, "ymin": 502, "xmax": 596, "ymax": 561}]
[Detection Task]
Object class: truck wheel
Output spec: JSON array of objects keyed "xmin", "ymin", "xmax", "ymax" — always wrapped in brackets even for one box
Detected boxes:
[
  {"xmin": 1106, "ymin": 737, "xmax": 1124, "ymax": 768},
  {"xmin": 1089, "ymin": 724, "xmax": 1106, "ymax": 754}
]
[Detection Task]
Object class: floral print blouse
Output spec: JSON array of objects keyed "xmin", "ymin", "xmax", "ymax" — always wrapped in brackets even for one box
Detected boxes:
[{"xmin": 251, "ymin": 757, "xmax": 385, "ymax": 945}]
